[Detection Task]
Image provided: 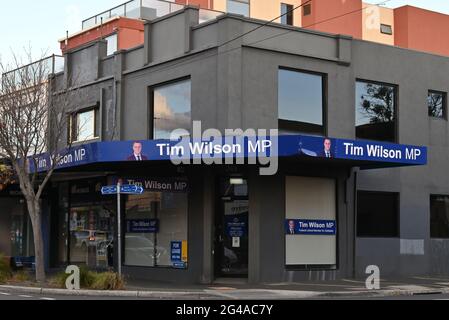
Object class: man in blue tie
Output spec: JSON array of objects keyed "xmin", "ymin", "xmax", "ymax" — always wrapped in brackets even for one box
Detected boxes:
[
  {"xmin": 127, "ymin": 142, "xmax": 149, "ymax": 161},
  {"xmin": 319, "ymin": 138, "xmax": 333, "ymax": 158}
]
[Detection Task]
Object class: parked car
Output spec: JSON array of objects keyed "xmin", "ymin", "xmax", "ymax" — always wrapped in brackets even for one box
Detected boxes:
[{"xmin": 125, "ymin": 235, "xmax": 168, "ymax": 266}]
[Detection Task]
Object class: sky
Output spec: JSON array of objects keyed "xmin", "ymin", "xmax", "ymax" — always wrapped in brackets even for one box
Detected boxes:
[{"xmin": 0, "ymin": 0, "xmax": 449, "ymax": 66}]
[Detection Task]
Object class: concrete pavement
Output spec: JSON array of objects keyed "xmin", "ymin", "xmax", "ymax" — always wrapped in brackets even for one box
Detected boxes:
[{"xmin": 1, "ymin": 276, "xmax": 449, "ymax": 300}]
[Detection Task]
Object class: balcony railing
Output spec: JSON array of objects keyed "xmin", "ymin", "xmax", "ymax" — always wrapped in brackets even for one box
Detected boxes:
[
  {"xmin": 1, "ymin": 55, "xmax": 65, "ymax": 89},
  {"xmin": 82, "ymin": 0, "xmax": 224, "ymax": 30}
]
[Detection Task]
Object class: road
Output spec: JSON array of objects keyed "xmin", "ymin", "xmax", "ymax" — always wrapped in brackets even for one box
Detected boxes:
[{"xmin": 1, "ymin": 290, "xmax": 449, "ymax": 300}]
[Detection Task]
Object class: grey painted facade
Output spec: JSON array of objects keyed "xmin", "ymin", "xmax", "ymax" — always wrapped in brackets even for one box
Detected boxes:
[{"xmin": 47, "ymin": 6, "xmax": 449, "ymax": 283}]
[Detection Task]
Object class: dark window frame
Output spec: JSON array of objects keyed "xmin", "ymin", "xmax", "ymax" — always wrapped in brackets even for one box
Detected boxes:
[
  {"xmin": 356, "ymin": 190, "xmax": 400, "ymax": 239},
  {"xmin": 281, "ymin": 3, "xmax": 294, "ymax": 26},
  {"xmin": 380, "ymin": 24, "xmax": 393, "ymax": 35},
  {"xmin": 303, "ymin": 3, "xmax": 312, "ymax": 16},
  {"xmin": 430, "ymin": 194, "xmax": 449, "ymax": 239},
  {"xmin": 148, "ymin": 76, "xmax": 191, "ymax": 140},
  {"xmin": 278, "ymin": 66, "xmax": 328, "ymax": 137},
  {"xmin": 67, "ymin": 104, "xmax": 99, "ymax": 144},
  {"xmin": 428, "ymin": 90, "xmax": 447, "ymax": 120},
  {"xmin": 355, "ymin": 78, "xmax": 399, "ymax": 143}
]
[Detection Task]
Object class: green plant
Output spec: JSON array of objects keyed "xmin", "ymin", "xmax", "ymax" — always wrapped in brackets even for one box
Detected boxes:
[
  {"xmin": 51, "ymin": 265, "xmax": 96, "ymax": 289},
  {"xmin": 0, "ymin": 254, "xmax": 11, "ymax": 283},
  {"xmin": 90, "ymin": 272, "xmax": 125, "ymax": 290},
  {"xmin": 51, "ymin": 270, "xmax": 69, "ymax": 288},
  {"xmin": 11, "ymin": 270, "xmax": 31, "ymax": 282}
]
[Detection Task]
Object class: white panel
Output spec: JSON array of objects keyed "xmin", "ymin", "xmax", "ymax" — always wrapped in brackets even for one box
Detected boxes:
[
  {"xmin": 285, "ymin": 176, "xmax": 337, "ymax": 265},
  {"xmin": 400, "ymin": 239, "xmax": 425, "ymax": 255}
]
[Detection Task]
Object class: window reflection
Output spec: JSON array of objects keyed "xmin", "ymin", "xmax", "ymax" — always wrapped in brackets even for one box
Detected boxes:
[
  {"xmin": 278, "ymin": 68, "xmax": 324, "ymax": 135},
  {"xmin": 227, "ymin": 0, "xmax": 250, "ymax": 17},
  {"xmin": 428, "ymin": 91, "xmax": 446, "ymax": 119},
  {"xmin": 356, "ymin": 80, "xmax": 396, "ymax": 142},
  {"xmin": 153, "ymin": 79, "xmax": 191, "ymax": 140},
  {"xmin": 124, "ymin": 190, "xmax": 188, "ymax": 268}
]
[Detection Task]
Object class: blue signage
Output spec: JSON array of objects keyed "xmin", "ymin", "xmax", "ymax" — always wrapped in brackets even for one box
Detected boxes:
[
  {"xmin": 126, "ymin": 219, "xmax": 159, "ymax": 233},
  {"xmin": 225, "ymin": 215, "xmax": 248, "ymax": 237},
  {"xmin": 30, "ymin": 135, "xmax": 427, "ymax": 173},
  {"xmin": 285, "ymin": 219, "xmax": 337, "ymax": 235},
  {"xmin": 119, "ymin": 185, "xmax": 144, "ymax": 195},
  {"xmin": 171, "ymin": 241, "xmax": 182, "ymax": 263},
  {"xmin": 101, "ymin": 185, "xmax": 144, "ymax": 195}
]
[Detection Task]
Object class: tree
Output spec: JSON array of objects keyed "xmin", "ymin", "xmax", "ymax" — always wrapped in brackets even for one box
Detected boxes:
[{"xmin": 0, "ymin": 50, "xmax": 79, "ymax": 282}]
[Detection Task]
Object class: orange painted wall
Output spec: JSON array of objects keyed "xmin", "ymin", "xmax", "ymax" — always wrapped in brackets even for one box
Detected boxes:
[
  {"xmin": 175, "ymin": 0, "xmax": 213, "ymax": 9},
  {"xmin": 395, "ymin": 6, "xmax": 449, "ymax": 57},
  {"xmin": 60, "ymin": 17, "xmax": 144, "ymax": 53},
  {"xmin": 362, "ymin": 3, "xmax": 394, "ymax": 45},
  {"xmin": 301, "ymin": 0, "xmax": 363, "ymax": 38}
]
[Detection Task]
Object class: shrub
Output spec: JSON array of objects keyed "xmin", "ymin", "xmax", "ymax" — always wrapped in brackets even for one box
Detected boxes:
[
  {"xmin": 51, "ymin": 265, "xmax": 96, "ymax": 289},
  {"xmin": 51, "ymin": 266, "xmax": 124, "ymax": 290},
  {"xmin": 11, "ymin": 270, "xmax": 31, "ymax": 282},
  {"xmin": 90, "ymin": 271, "xmax": 125, "ymax": 290},
  {"xmin": 0, "ymin": 254, "xmax": 11, "ymax": 283},
  {"xmin": 51, "ymin": 270, "xmax": 69, "ymax": 288}
]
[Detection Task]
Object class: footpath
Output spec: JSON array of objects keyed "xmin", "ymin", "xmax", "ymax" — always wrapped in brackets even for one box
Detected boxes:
[{"xmin": 1, "ymin": 276, "xmax": 449, "ymax": 299}]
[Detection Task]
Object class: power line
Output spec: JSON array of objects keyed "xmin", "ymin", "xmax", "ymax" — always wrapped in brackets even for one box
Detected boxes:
[
  {"xmin": 133, "ymin": 0, "xmax": 393, "ymax": 77},
  {"xmin": 246, "ymin": 0, "xmax": 394, "ymax": 49},
  {"xmin": 219, "ymin": 0, "xmax": 312, "ymax": 48}
]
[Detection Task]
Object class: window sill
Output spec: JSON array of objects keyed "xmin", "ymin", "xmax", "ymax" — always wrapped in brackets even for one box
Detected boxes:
[{"xmin": 70, "ymin": 137, "xmax": 101, "ymax": 145}]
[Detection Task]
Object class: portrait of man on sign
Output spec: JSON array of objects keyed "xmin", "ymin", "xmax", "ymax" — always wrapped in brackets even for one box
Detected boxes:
[{"xmin": 127, "ymin": 142, "xmax": 148, "ymax": 161}]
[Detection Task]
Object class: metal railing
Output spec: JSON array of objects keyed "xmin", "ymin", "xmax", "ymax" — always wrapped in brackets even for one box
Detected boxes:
[
  {"xmin": 1, "ymin": 55, "xmax": 65, "ymax": 89},
  {"xmin": 81, "ymin": 0, "xmax": 223, "ymax": 29}
]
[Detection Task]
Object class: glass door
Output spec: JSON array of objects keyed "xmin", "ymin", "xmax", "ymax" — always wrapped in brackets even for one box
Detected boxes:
[{"xmin": 215, "ymin": 177, "xmax": 249, "ymax": 278}]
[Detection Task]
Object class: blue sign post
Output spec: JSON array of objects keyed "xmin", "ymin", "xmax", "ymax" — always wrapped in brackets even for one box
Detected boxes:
[{"xmin": 101, "ymin": 182, "xmax": 144, "ymax": 276}]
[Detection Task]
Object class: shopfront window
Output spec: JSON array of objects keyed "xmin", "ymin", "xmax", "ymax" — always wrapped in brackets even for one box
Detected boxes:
[
  {"xmin": 124, "ymin": 178, "xmax": 188, "ymax": 268},
  {"xmin": 65, "ymin": 179, "xmax": 115, "ymax": 269},
  {"xmin": 357, "ymin": 191, "xmax": 399, "ymax": 238},
  {"xmin": 430, "ymin": 195, "xmax": 449, "ymax": 239},
  {"xmin": 69, "ymin": 205, "xmax": 115, "ymax": 268}
]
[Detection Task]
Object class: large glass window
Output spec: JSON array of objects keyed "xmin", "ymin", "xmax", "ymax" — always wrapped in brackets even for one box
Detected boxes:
[
  {"xmin": 278, "ymin": 68, "xmax": 325, "ymax": 135},
  {"xmin": 356, "ymin": 80, "xmax": 397, "ymax": 142},
  {"xmin": 428, "ymin": 90, "xmax": 447, "ymax": 119},
  {"xmin": 227, "ymin": 0, "xmax": 249, "ymax": 17},
  {"xmin": 69, "ymin": 205, "xmax": 115, "ymax": 268},
  {"xmin": 152, "ymin": 79, "xmax": 191, "ymax": 140},
  {"xmin": 430, "ymin": 195, "xmax": 449, "ymax": 238},
  {"xmin": 124, "ymin": 181, "xmax": 188, "ymax": 268},
  {"xmin": 281, "ymin": 3, "xmax": 294, "ymax": 26},
  {"xmin": 357, "ymin": 191, "xmax": 399, "ymax": 238}
]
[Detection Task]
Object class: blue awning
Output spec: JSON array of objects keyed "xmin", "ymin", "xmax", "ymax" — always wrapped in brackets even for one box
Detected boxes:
[{"xmin": 30, "ymin": 135, "xmax": 427, "ymax": 173}]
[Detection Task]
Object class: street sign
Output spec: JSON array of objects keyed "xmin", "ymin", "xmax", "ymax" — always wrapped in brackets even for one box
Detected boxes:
[
  {"xmin": 120, "ymin": 185, "xmax": 144, "ymax": 195},
  {"xmin": 101, "ymin": 185, "xmax": 144, "ymax": 195},
  {"xmin": 100, "ymin": 182, "xmax": 144, "ymax": 277}
]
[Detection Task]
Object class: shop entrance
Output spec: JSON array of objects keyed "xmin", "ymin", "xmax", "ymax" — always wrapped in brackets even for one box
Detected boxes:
[{"xmin": 214, "ymin": 177, "xmax": 249, "ymax": 278}]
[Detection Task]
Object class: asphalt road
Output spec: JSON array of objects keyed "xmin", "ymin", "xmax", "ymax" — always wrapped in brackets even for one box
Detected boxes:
[{"xmin": 1, "ymin": 290, "xmax": 449, "ymax": 300}]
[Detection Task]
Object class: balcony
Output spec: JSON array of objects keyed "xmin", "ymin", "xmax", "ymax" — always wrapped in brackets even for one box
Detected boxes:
[
  {"xmin": 81, "ymin": 0, "xmax": 224, "ymax": 30},
  {"xmin": 1, "ymin": 55, "xmax": 65, "ymax": 89}
]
